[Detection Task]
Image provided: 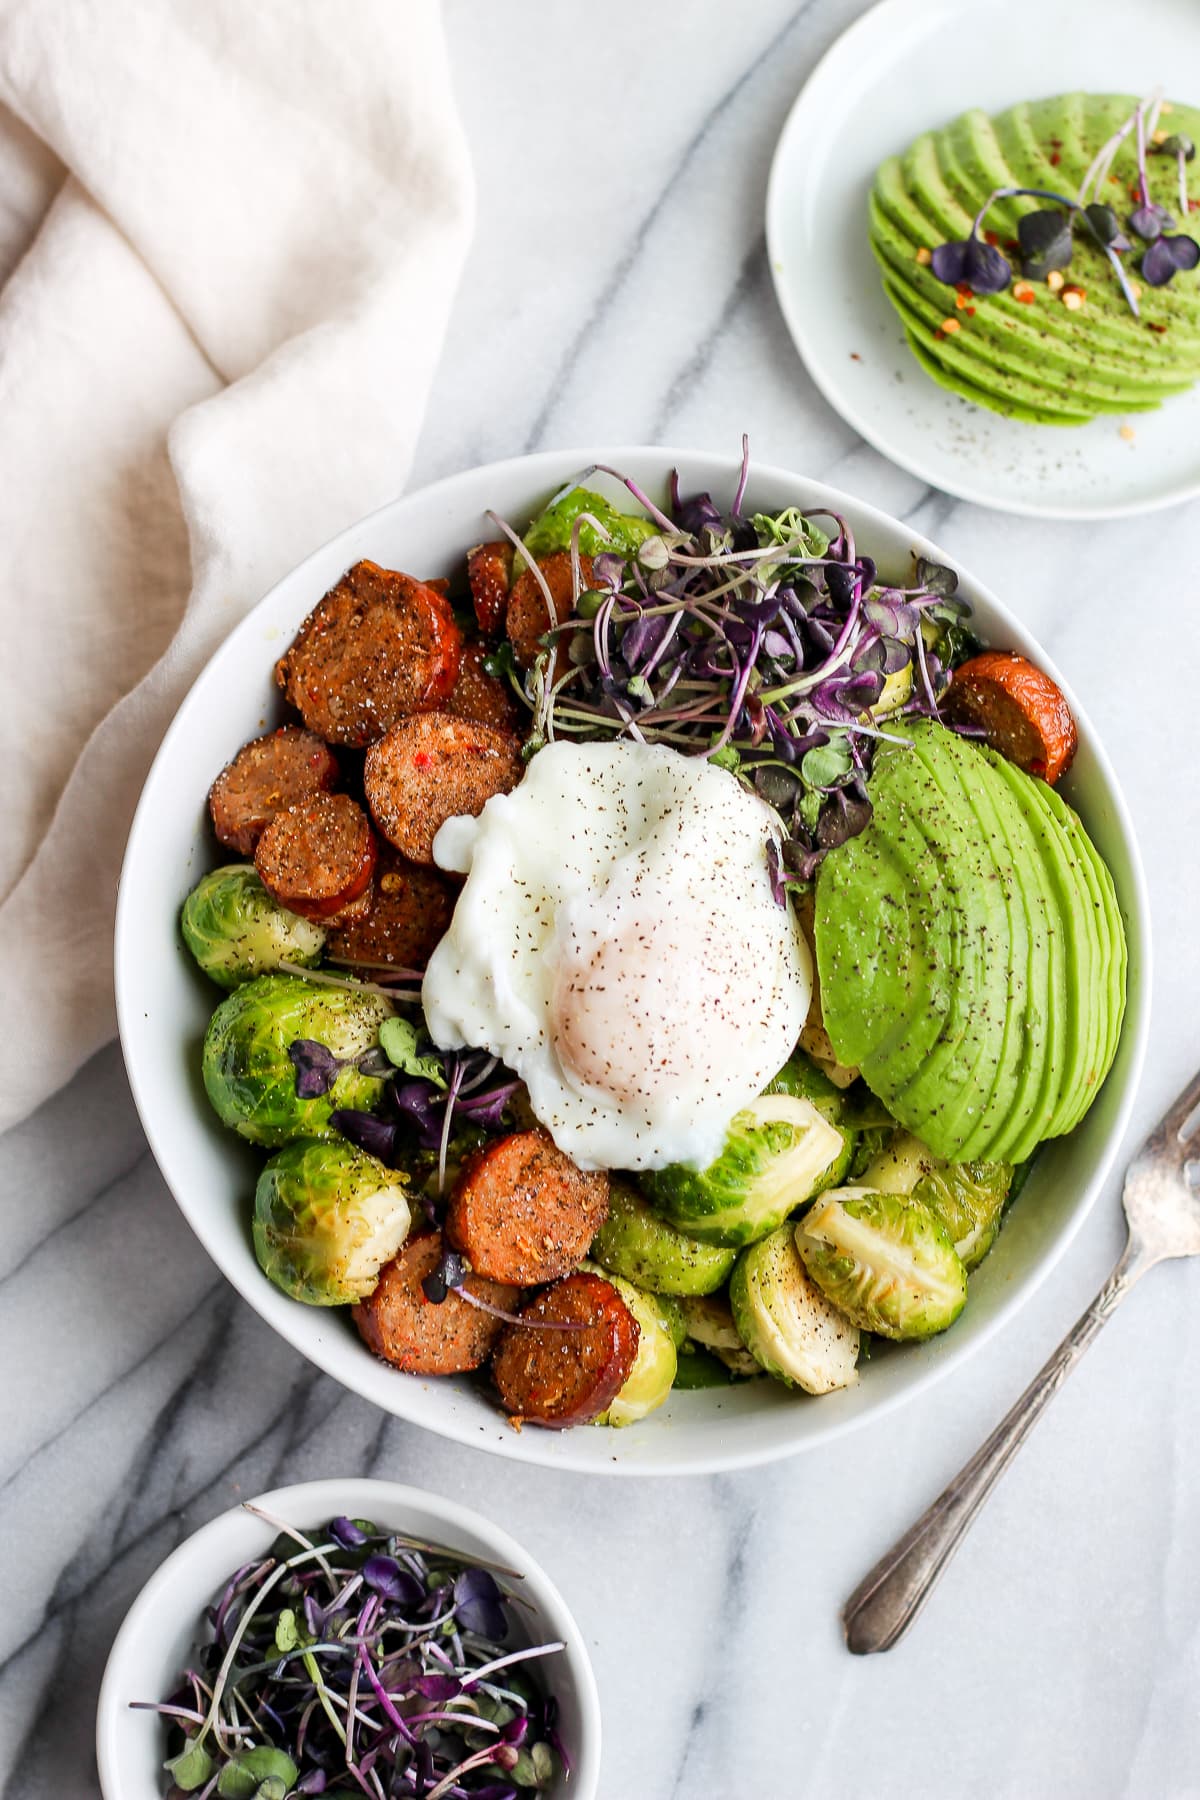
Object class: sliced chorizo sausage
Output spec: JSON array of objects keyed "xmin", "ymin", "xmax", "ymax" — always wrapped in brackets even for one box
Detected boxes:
[
  {"xmin": 446, "ymin": 1128, "xmax": 610, "ymax": 1286},
  {"xmin": 467, "ymin": 540, "xmax": 513, "ymax": 636},
  {"xmin": 326, "ymin": 846, "xmax": 458, "ymax": 970},
  {"xmin": 491, "ymin": 1271, "xmax": 640, "ymax": 1428},
  {"xmin": 275, "ymin": 560, "xmax": 462, "ymax": 748},
  {"xmin": 943, "ymin": 651, "xmax": 1078, "ymax": 785},
  {"xmin": 254, "ymin": 790, "xmax": 377, "ymax": 921},
  {"xmin": 208, "ymin": 726, "xmax": 339, "ymax": 856},
  {"xmin": 363, "ymin": 711, "xmax": 524, "ymax": 866},
  {"xmin": 505, "ymin": 550, "xmax": 593, "ymax": 673},
  {"xmin": 353, "ymin": 1234, "xmax": 519, "ymax": 1376},
  {"xmin": 445, "ymin": 640, "xmax": 521, "ymax": 735}
]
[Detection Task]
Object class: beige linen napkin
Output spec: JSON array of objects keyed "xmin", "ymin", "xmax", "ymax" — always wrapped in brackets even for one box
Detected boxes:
[{"xmin": 0, "ymin": 0, "xmax": 474, "ymax": 1131}]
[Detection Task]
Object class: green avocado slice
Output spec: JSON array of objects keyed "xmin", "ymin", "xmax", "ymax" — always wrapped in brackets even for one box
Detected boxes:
[
  {"xmin": 814, "ymin": 719, "xmax": 1126, "ymax": 1164},
  {"xmin": 869, "ymin": 92, "xmax": 1200, "ymax": 424},
  {"xmin": 890, "ymin": 724, "xmax": 1031, "ymax": 1153},
  {"xmin": 1008, "ymin": 767, "xmax": 1128, "ymax": 1132}
]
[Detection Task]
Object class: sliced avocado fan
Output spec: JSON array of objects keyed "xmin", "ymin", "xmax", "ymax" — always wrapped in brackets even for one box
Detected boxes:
[
  {"xmin": 814, "ymin": 720, "xmax": 1127, "ymax": 1165},
  {"xmin": 869, "ymin": 93, "xmax": 1200, "ymax": 425}
]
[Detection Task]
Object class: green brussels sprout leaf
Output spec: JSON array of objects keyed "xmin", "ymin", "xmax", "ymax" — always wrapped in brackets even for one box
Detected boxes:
[
  {"xmin": 254, "ymin": 1137, "xmax": 413, "ymax": 1305},
  {"xmin": 913, "ymin": 1161, "xmax": 1012, "ymax": 1270},
  {"xmin": 590, "ymin": 1178, "xmax": 738, "ymax": 1295},
  {"xmin": 181, "ymin": 865, "xmax": 325, "ymax": 990},
  {"xmin": 796, "ymin": 1188, "xmax": 968, "ymax": 1340},
  {"xmin": 728, "ymin": 1223, "xmax": 860, "ymax": 1393},
  {"xmin": 643, "ymin": 1093, "xmax": 845, "ymax": 1247}
]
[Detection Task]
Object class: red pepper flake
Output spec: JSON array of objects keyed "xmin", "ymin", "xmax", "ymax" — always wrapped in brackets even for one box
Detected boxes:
[
  {"xmin": 1147, "ymin": 321, "xmax": 1169, "ymax": 334},
  {"xmin": 984, "ymin": 229, "xmax": 1001, "ymax": 246},
  {"xmin": 1003, "ymin": 238, "xmax": 1020, "ymax": 252},
  {"xmin": 1049, "ymin": 151, "xmax": 1062, "ymax": 167},
  {"xmin": 413, "ymin": 751, "xmax": 432, "ymax": 768},
  {"xmin": 1013, "ymin": 281, "xmax": 1036, "ymax": 304},
  {"xmin": 1189, "ymin": 198, "xmax": 1200, "ymax": 213},
  {"xmin": 956, "ymin": 282, "xmax": 975, "ymax": 298},
  {"xmin": 965, "ymin": 305, "xmax": 976, "ymax": 316},
  {"xmin": 934, "ymin": 328, "xmax": 946, "ymax": 341}
]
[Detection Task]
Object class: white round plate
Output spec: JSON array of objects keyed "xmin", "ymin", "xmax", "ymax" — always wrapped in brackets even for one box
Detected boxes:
[
  {"xmin": 96, "ymin": 1478, "xmax": 600, "ymax": 1800},
  {"xmin": 115, "ymin": 446, "xmax": 1150, "ymax": 1475},
  {"xmin": 766, "ymin": 0, "xmax": 1200, "ymax": 517}
]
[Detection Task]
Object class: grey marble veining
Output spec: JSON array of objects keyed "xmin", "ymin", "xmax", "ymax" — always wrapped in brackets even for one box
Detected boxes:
[{"xmin": 4, "ymin": 1, "xmax": 1200, "ymax": 1795}]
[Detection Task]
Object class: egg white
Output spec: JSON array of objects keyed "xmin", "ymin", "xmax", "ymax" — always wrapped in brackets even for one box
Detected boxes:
[{"xmin": 421, "ymin": 739, "xmax": 812, "ymax": 1170}]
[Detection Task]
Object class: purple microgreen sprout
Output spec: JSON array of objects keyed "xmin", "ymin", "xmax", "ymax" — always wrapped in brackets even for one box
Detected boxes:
[{"xmin": 1141, "ymin": 231, "xmax": 1200, "ymax": 285}]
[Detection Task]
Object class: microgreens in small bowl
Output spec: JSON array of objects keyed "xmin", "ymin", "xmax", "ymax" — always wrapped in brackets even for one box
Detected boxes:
[
  {"xmin": 96, "ymin": 1480, "xmax": 601, "ymax": 1800},
  {"xmin": 929, "ymin": 91, "xmax": 1199, "ymax": 311}
]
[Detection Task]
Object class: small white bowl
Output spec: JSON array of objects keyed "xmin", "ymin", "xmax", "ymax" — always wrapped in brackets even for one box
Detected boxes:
[
  {"xmin": 96, "ymin": 1478, "xmax": 600, "ymax": 1800},
  {"xmin": 115, "ymin": 446, "xmax": 1151, "ymax": 1475}
]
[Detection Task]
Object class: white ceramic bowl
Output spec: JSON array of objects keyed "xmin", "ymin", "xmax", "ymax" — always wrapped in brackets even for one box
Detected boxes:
[
  {"xmin": 115, "ymin": 447, "xmax": 1151, "ymax": 1476},
  {"xmin": 95, "ymin": 1477, "xmax": 600, "ymax": 1800}
]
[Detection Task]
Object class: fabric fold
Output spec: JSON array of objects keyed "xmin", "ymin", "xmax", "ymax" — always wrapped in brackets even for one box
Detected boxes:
[{"xmin": 0, "ymin": 0, "xmax": 474, "ymax": 1131}]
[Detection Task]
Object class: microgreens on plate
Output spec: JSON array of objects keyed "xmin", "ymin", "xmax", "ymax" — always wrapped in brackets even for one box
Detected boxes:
[{"xmin": 928, "ymin": 91, "xmax": 1199, "ymax": 311}]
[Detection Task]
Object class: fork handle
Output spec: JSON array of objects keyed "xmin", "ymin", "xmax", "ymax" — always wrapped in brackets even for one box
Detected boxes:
[{"xmin": 843, "ymin": 1237, "xmax": 1146, "ymax": 1655}]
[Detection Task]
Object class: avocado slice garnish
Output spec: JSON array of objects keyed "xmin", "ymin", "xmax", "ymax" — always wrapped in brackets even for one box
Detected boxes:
[{"xmin": 868, "ymin": 92, "xmax": 1200, "ymax": 424}]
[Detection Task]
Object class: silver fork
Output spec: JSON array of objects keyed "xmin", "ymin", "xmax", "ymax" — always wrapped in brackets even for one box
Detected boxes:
[{"xmin": 843, "ymin": 1069, "xmax": 1200, "ymax": 1655}]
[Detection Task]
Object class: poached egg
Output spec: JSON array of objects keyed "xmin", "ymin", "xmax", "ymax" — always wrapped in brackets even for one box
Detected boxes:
[{"xmin": 421, "ymin": 740, "xmax": 812, "ymax": 1170}]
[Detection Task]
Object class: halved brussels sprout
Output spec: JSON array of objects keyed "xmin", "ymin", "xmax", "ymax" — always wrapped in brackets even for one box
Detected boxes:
[
  {"xmin": 181, "ymin": 864, "xmax": 326, "ymax": 989},
  {"xmin": 254, "ymin": 1137, "xmax": 413, "ymax": 1305},
  {"xmin": 643, "ymin": 1094, "xmax": 844, "ymax": 1247},
  {"xmin": 202, "ymin": 973, "xmax": 389, "ymax": 1146},
  {"xmin": 913, "ymin": 1163, "xmax": 1012, "ymax": 1271},
  {"xmin": 861, "ymin": 1132, "xmax": 1012, "ymax": 1270},
  {"xmin": 590, "ymin": 1178, "xmax": 738, "ymax": 1296},
  {"xmin": 860, "ymin": 1131, "xmax": 939, "ymax": 1195},
  {"xmin": 796, "ymin": 1187, "xmax": 967, "ymax": 1340},
  {"xmin": 765, "ymin": 1053, "xmax": 858, "ymax": 1187},
  {"xmin": 585, "ymin": 1267, "xmax": 679, "ymax": 1427},
  {"xmin": 728, "ymin": 1223, "xmax": 860, "ymax": 1394},
  {"xmin": 677, "ymin": 1293, "xmax": 760, "ymax": 1378}
]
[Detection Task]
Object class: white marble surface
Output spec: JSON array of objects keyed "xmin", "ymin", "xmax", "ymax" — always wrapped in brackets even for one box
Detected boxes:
[{"xmin": 3, "ymin": 1, "xmax": 1200, "ymax": 1795}]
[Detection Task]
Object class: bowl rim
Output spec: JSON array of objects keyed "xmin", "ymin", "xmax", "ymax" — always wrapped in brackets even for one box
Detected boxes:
[
  {"xmin": 94, "ymin": 1476, "xmax": 601, "ymax": 1800},
  {"xmin": 114, "ymin": 443, "xmax": 1153, "ymax": 1476}
]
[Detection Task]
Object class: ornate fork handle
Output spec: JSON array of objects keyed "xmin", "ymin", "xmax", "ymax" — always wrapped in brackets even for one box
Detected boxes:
[{"xmin": 843, "ymin": 1237, "xmax": 1148, "ymax": 1655}]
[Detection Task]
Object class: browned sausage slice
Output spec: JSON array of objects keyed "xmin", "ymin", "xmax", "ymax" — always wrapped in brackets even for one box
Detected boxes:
[
  {"xmin": 364, "ymin": 711, "xmax": 524, "ymax": 866},
  {"xmin": 467, "ymin": 541, "xmax": 513, "ymax": 636},
  {"xmin": 445, "ymin": 640, "xmax": 521, "ymax": 735},
  {"xmin": 943, "ymin": 651, "xmax": 1078, "ymax": 786},
  {"xmin": 446, "ymin": 1128, "xmax": 610, "ymax": 1286},
  {"xmin": 208, "ymin": 726, "xmax": 339, "ymax": 856},
  {"xmin": 506, "ymin": 550, "xmax": 593, "ymax": 673},
  {"xmin": 353, "ymin": 1233, "xmax": 520, "ymax": 1375},
  {"xmin": 275, "ymin": 560, "xmax": 462, "ymax": 748},
  {"xmin": 491, "ymin": 1271, "xmax": 640, "ymax": 1428},
  {"xmin": 326, "ymin": 846, "xmax": 457, "ymax": 971},
  {"xmin": 254, "ymin": 791, "xmax": 377, "ymax": 921}
]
